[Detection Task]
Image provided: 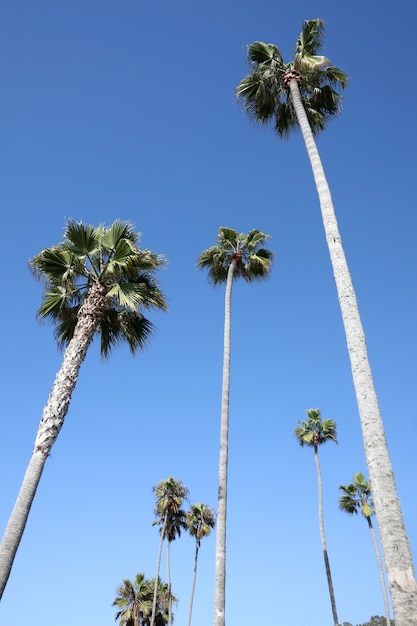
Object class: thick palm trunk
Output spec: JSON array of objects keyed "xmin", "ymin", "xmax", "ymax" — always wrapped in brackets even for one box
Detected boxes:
[
  {"xmin": 367, "ymin": 517, "xmax": 391, "ymax": 625},
  {"xmin": 151, "ymin": 515, "xmax": 167, "ymax": 626},
  {"xmin": 214, "ymin": 260, "xmax": 236, "ymax": 626},
  {"xmin": 0, "ymin": 282, "xmax": 106, "ymax": 600},
  {"xmin": 314, "ymin": 447, "xmax": 339, "ymax": 625},
  {"xmin": 289, "ymin": 78, "xmax": 417, "ymax": 624},
  {"xmin": 188, "ymin": 542, "xmax": 200, "ymax": 626}
]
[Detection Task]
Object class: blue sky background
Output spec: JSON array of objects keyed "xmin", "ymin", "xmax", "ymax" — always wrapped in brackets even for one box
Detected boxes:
[{"xmin": 1, "ymin": 1, "xmax": 416, "ymax": 625}]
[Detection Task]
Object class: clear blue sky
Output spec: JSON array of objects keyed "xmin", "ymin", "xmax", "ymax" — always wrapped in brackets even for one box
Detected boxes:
[{"xmin": 1, "ymin": 1, "xmax": 416, "ymax": 625}]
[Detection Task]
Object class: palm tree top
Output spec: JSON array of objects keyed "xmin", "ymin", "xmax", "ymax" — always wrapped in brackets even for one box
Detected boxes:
[
  {"xmin": 294, "ymin": 408, "xmax": 338, "ymax": 448},
  {"xmin": 339, "ymin": 472, "xmax": 375, "ymax": 519},
  {"xmin": 197, "ymin": 226, "xmax": 273, "ymax": 285},
  {"xmin": 29, "ymin": 219, "xmax": 167, "ymax": 357},
  {"xmin": 236, "ymin": 18, "xmax": 348, "ymax": 137}
]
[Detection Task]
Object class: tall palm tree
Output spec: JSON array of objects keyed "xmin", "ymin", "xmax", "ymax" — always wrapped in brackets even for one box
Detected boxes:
[
  {"xmin": 113, "ymin": 574, "xmax": 173, "ymax": 626},
  {"xmin": 295, "ymin": 409, "xmax": 339, "ymax": 626},
  {"xmin": 198, "ymin": 227, "xmax": 273, "ymax": 626},
  {"xmin": 151, "ymin": 477, "xmax": 189, "ymax": 626},
  {"xmin": 0, "ymin": 220, "xmax": 167, "ymax": 600},
  {"xmin": 236, "ymin": 19, "xmax": 417, "ymax": 623},
  {"xmin": 339, "ymin": 473, "xmax": 391, "ymax": 626},
  {"xmin": 186, "ymin": 503, "xmax": 216, "ymax": 626}
]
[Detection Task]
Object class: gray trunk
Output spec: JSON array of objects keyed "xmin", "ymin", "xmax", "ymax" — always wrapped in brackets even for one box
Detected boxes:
[
  {"xmin": 314, "ymin": 447, "xmax": 339, "ymax": 625},
  {"xmin": 187, "ymin": 541, "xmax": 200, "ymax": 626},
  {"xmin": 368, "ymin": 516, "xmax": 391, "ymax": 625},
  {"xmin": 289, "ymin": 78, "xmax": 417, "ymax": 624},
  {"xmin": 150, "ymin": 514, "xmax": 167, "ymax": 626},
  {"xmin": 0, "ymin": 282, "xmax": 105, "ymax": 599},
  {"xmin": 214, "ymin": 260, "xmax": 236, "ymax": 626}
]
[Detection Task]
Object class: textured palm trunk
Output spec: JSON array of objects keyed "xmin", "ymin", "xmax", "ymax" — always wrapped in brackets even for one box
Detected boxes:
[
  {"xmin": 187, "ymin": 540, "xmax": 200, "ymax": 626},
  {"xmin": 0, "ymin": 280, "xmax": 106, "ymax": 600},
  {"xmin": 214, "ymin": 259, "xmax": 236, "ymax": 626},
  {"xmin": 314, "ymin": 446, "xmax": 339, "ymax": 625},
  {"xmin": 367, "ymin": 516, "xmax": 391, "ymax": 625},
  {"xmin": 289, "ymin": 78, "xmax": 417, "ymax": 624},
  {"xmin": 150, "ymin": 514, "xmax": 167, "ymax": 626}
]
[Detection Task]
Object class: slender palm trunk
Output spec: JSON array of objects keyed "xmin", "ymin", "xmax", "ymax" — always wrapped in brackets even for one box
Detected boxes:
[
  {"xmin": 188, "ymin": 540, "xmax": 200, "ymax": 626},
  {"xmin": 314, "ymin": 447, "xmax": 339, "ymax": 625},
  {"xmin": 150, "ymin": 514, "xmax": 167, "ymax": 626},
  {"xmin": 367, "ymin": 516, "xmax": 391, "ymax": 626},
  {"xmin": 214, "ymin": 260, "xmax": 236, "ymax": 626},
  {"xmin": 289, "ymin": 78, "xmax": 417, "ymax": 624},
  {"xmin": 0, "ymin": 282, "xmax": 106, "ymax": 600},
  {"xmin": 166, "ymin": 540, "xmax": 172, "ymax": 626}
]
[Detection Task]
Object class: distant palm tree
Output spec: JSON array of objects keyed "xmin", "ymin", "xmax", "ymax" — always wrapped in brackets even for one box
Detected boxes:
[
  {"xmin": 113, "ymin": 573, "xmax": 173, "ymax": 626},
  {"xmin": 295, "ymin": 409, "xmax": 339, "ymax": 626},
  {"xmin": 339, "ymin": 473, "xmax": 391, "ymax": 625},
  {"xmin": 186, "ymin": 503, "xmax": 216, "ymax": 626},
  {"xmin": 151, "ymin": 477, "xmax": 189, "ymax": 626},
  {"xmin": 198, "ymin": 227, "xmax": 273, "ymax": 626},
  {"xmin": 236, "ymin": 19, "xmax": 417, "ymax": 622},
  {"xmin": 0, "ymin": 220, "xmax": 167, "ymax": 600}
]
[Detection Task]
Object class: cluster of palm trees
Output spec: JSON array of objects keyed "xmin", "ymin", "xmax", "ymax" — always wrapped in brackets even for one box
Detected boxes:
[
  {"xmin": 0, "ymin": 16, "xmax": 416, "ymax": 626},
  {"xmin": 113, "ymin": 477, "xmax": 215, "ymax": 626},
  {"xmin": 295, "ymin": 409, "xmax": 393, "ymax": 626}
]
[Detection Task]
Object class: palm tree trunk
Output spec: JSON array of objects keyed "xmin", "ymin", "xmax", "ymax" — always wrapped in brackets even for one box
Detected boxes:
[
  {"xmin": 0, "ymin": 282, "xmax": 105, "ymax": 599},
  {"xmin": 187, "ymin": 541, "xmax": 200, "ymax": 626},
  {"xmin": 289, "ymin": 78, "xmax": 417, "ymax": 624},
  {"xmin": 214, "ymin": 259, "xmax": 236, "ymax": 626},
  {"xmin": 368, "ymin": 517, "xmax": 391, "ymax": 626},
  {"xmin": 314, "ymin": 447, "xmax": 339, "ymax": 625},
  {"xmin": 166, "ymin": 539, "xmax": 172, "ymax": 626},
  {"xmin": 150, "ymin": 515, "xmax": 167, "ymax": 626}
]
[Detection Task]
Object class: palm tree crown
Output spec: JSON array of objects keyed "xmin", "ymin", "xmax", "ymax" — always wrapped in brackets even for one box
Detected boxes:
[
  {"xmin": 187, "ymin": 503, "xmax": 216, "ymax": 547},
  {"xmin": 294, "ymin": 408, "xmax": 337, "ymax": 449},
  {"xmin": 339, "ymin": 472, "xmax": 374, "ymax": 518},
  {"xmin": 197, "ymin": 227, "xmax": 273, "ymax": 285},
  {"xmin": 113, "ymin": 573, "xmax": 173, "ymax": 626},
  {"xmin": 236, "ymin": 19, "xmax": 347, "ymax": 137},
  {"xmin": 30, "ymin": 220, "xmax": 167, "ymax": 357}
]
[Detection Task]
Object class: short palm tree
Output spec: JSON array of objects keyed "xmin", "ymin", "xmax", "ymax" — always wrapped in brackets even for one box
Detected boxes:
[
  {"xmin": 113, "ymin": 574, "xmax": 173, "ymax": 626},
  {"xmin": 236, "ymin": 19, "xmax": 417, "ymax": 622},
  {"xmin": 151, "ymin": 477, "xmax": 189, "ymax": 626},
  {"xmin": 198, "ymin": 227, "xmax": 273, "ymax": 626},
  {"xmin": 295, "ymin": 409, "xmax": 339, "ymax": 626},
  {"xmin": 186, "ymin": 503, "xmax": 216, "ymax": 626},
  {"xmin": 0, "ymin": 220, "xmax": 167, "ymax": 599},
  {"xmin": 339, "ymin": 473, "xmax": 391, "ymax": 625}
]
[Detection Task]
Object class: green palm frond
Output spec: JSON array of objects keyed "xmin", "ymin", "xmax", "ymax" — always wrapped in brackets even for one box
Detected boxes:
[
  {"xmin": 236, "ymin": 19, "xmax": 348, "ymax": 138},
  {"xmin": 30, "ymin": 220, "xmax": 167, "ymax": 356},
  {"xmin": 198, "ymin": 227, "xmax": 273, "ymax": 285},
  {"xmin": 295, "ymin": 409, "xmax": 338, "ymax": 447}
]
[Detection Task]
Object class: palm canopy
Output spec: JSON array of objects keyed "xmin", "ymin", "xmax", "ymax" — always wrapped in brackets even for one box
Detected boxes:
[
  {"xmin": 197, "ymin": 227, "xmax": 273, "ymax": 285},
  {"xmin": 236, "ymin": 18, "xmax": 348, "ymax": 137},
  {"xmin": 187, "ymin": 503, "xmax": 216, "ymax": 546},
  {"xmin": 113, "ymin": 574, "xmax": 173, "ymax": 626},
  {"xmin": 294, "ymin": 408, "xmax": 337, "ymax": 449},
  {"xmin": 30, "ymin": 220, "xmax": 167, "ymax": 357},
  {"xmin": 339, "ymin": 472, "xmax": 375, "ymax": 519}
]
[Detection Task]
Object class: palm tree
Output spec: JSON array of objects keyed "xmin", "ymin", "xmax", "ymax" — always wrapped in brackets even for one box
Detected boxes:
[
  {"xmin": 198, "ymin": 227, "xmax": 273, "ymax": 626},
  {"xmin": 339, "ymin": 473, "xmax": 391, "ymax": 626},
  {"xmin": 236, "ymin": 19, "xmax": 417, "ymax": 622},
  {"xmin": 151, "ymin": 477, "xmax": 189, "ymax": 626},
  {"xmin": 295, "ymin": 409, "xmax": 339, "ymax": 626},
  {"xmin": 0, "ymin": 220, "xmax": 167, "ymax": 600},
  {"xmin": 186, "ymin": 503, "xmax": 216, "ymax": 626},
  {"xmin": 113, "ymin": 574, "xmax": 173, "ymax": 626}
]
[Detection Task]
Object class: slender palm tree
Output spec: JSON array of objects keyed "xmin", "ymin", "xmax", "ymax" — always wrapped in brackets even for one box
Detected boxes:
[
  {"xmin": 339, "ymin": 473, "xmax": 391, "ymax": 625},
  {"xmin": 295, "ymin": 409, "xmax": 339, "ymax": 626},
  {"xmin": 151, "ymin": 477, "xmax": 189, "ymax": 626},
  {"xmin": 186, "ymin": 503, "xmax": 216, "ymax": 626},
  {"xmin": 113, "ymin": 574, "xmax": 173, "ymax": 626},
  {"xmin": 236, "ymin": 19, "xmax": 417, "ymax": 623},
  {"xmin": 0, "ymin": 220, "xmax": 167, "ymax": 600},
  {"xmin": 198, "ymin": 227, "xmax": 273, "ymax": 626}
]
